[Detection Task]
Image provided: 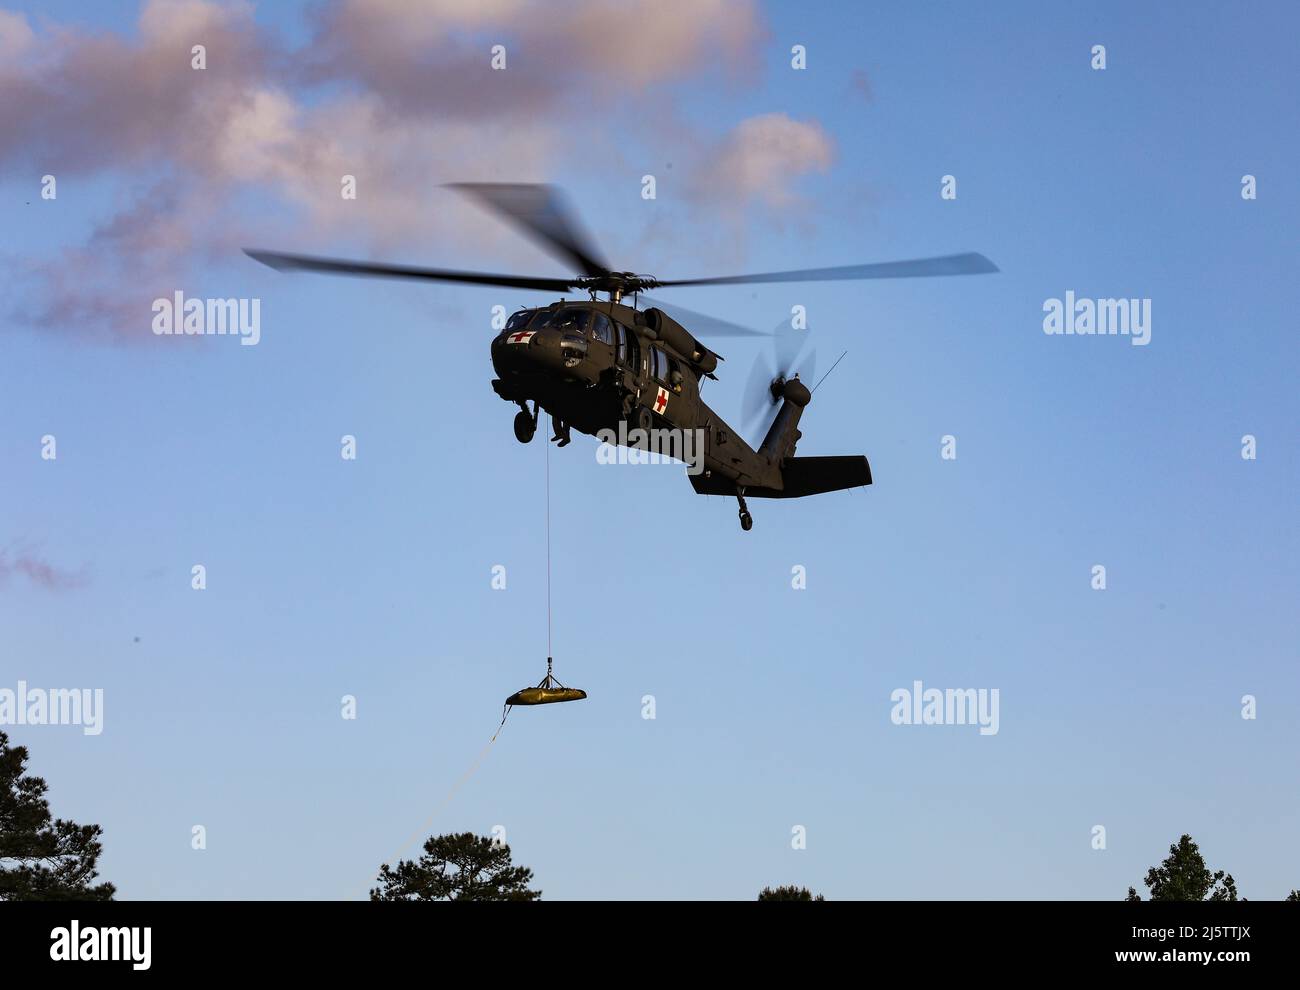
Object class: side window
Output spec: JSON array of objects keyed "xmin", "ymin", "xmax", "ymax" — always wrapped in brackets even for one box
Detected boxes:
[
  {"xmin": 652, "ymin": 347, "xmax": 671, "ymax": 383},
  {"xmin": 620, "ymin": 324, "xmax": 639, "ymax": 372},
  {"xmin": 591, "ymin": 313, "xmax": 613, "ymax": 346}
]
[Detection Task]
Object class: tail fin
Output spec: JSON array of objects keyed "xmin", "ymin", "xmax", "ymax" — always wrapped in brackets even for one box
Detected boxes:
[{"xmin": 759, "ymin": 378, "xmax": 812, "ymax": 462}]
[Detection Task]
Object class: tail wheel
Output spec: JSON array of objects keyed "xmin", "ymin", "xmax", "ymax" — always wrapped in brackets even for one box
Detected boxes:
[
  {"xmin": 736, "ymin": 489, "xmax": 752, "ymax": 531},
  {"xmin": 636, "ymin": 405, "xmax": 653, "ymax": 432}
]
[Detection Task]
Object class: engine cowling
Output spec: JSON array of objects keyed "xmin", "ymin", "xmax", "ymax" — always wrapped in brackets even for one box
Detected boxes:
[{"xmin": 641, "ymin": 308, "xmax": 719, "ymax": 376}]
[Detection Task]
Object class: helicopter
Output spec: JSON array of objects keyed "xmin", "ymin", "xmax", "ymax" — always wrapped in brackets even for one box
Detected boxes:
[{"xmin": 245, "ymin": 184, "xmax": 997, "ymax": 531}]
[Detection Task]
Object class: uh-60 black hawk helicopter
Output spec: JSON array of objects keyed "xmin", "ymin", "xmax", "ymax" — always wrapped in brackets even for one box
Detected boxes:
[{"xmin": 246, "ymin": 184, "xmax": 997, "ymax": 531}]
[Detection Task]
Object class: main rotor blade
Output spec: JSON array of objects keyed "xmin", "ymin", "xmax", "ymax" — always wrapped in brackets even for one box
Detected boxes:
[
  {"xmin": 655, "ymin": 252, "xmax": 999, "ymax": 288},
  {"xmin": 243, "ymin": 249, "xmax": 578, "ymax": 293},
  {"xmin": 445, "ymin": 183, "xmax": 610, "ymax": 279},
  {"xmin": 638, "ymin": 296, "xmax": 768, "ymax": 338}
]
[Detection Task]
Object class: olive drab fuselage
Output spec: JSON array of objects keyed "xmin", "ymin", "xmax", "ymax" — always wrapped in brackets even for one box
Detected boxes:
[
  {"xmin": 490, "ymin": 299, "xmax": 785, "ymax": 492},
  {"xmin": 246, "ymin": 183, "xmax": 990, "ymax": 530}
]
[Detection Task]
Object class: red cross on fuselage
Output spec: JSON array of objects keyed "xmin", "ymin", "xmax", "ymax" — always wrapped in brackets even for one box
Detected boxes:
[
  {"xmin": 509, "ymin": 331, "xmax": 531, "ymax": 343},
  {"xmin": 654, "ymin": 390, "xmax": 668, "ymax": 413}
]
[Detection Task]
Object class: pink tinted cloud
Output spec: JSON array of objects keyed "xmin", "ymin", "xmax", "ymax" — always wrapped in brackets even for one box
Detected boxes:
[
  {"xmin": 302, "ymin": 0, "xmax": 763, "ymax": 117},
  {"xmin": 0, "ymin": 0, "xmax": 805, "ymax": 340},
  {"xmin": 0, "ymin": 545, "xmax": 90, "ymax": 591},
  {"xmin": 688, "ymin": 112, "xmax": 835, "ymax": 212}
]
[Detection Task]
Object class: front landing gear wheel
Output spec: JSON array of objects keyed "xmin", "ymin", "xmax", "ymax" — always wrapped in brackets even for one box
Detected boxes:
[{"xmin": 513, "ymin": 410, "xmax": 536, "ymax": 444}]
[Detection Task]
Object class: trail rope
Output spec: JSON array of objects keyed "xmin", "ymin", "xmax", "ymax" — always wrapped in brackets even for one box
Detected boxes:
[
  {"xmin": 358, "ymin": 412, "xmax": 558, "ymax": 899},
  {"xmin": 356, "ymin": 717, "xmax": 508, "ymax": 900},
  {"xmin": 545, "ymin": 412, "xmax": 552, "ymax": 658}
]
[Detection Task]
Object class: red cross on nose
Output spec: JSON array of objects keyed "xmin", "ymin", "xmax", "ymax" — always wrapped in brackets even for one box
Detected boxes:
[{"xmin": 509, "ymin": 331, "xmax": 530, "ymax": 343}]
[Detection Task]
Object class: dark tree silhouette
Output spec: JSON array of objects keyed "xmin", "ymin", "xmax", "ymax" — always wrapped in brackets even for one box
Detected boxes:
[
  {"xmin": 1286, "ymin": 890, "xmax": 1299, "ymax": 902},
  {"xmin": 371, "ymin": 832, "xmax": 540, "ymax": 901},
  {"xmin": 1125, "ymin": 834, "xmax": 1237, "ymax": 901},
  {"xmin": 0, "ymin": 731, "xmax": 114, "ymax": 901},
  {"xmin": 758, "ymin": 884, "xmax": 825, "ymax": 901}
]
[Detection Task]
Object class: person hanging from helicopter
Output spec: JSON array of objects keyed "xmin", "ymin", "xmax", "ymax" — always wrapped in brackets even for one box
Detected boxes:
[{"xmin": 550, "ymin": 416, "xmax": 571, "ymax": 447}]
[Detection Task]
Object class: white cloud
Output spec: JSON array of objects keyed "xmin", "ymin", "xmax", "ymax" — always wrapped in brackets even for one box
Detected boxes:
[{"xmin": 691, "ymin": 112, "xmax": 834, "ymax": 211}]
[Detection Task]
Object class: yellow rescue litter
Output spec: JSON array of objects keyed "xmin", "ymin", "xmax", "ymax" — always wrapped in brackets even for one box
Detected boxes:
[{"xmin": 505, "ymin": 658, "xmax": 586, "ymax": 708}]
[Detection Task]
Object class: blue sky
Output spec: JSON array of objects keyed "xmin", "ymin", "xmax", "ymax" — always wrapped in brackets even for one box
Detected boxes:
[{"xmin": 1, "ymin": 0, "xmax": 1297, "ymax": 899}]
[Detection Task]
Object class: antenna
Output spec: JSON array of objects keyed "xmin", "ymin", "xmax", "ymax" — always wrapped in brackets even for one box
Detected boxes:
[{"xmin": 812, "ymin": 350, "xmax": 847, "ymax": 394}]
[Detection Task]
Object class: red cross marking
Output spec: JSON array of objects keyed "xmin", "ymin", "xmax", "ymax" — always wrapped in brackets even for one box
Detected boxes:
[
  {"xmin": 509, "ymin": 331, "xmax": 531, "ymax": 343},
  {"xmin": 654, "ymin": 389, "xmax": 668, "ymax": 414}
]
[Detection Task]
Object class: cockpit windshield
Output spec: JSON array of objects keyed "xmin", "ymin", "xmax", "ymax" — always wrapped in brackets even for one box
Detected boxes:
[
  {"xmin": 538, "ymin": 308, "xmax": 591, "ymax": 333},
  {"xmin": 504, "ymin": 310, "xmax": 536, "ymax": 331}
]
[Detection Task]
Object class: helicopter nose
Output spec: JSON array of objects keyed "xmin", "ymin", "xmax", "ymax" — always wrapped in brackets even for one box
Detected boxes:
[{"xmin": 493, "ymin": 326, "xmax": 562, "ymax": 374}]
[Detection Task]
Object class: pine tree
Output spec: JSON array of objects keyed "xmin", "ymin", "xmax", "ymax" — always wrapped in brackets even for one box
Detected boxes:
[
  {"xmin": 758, "ymin": 885, "xmax": 825, "ymax": 901},
  {"xmin": 1125, "ymin": 834, "xmax": 1237, "ymax": 901},
  {"xmin": 371, "ymin": 832, "xmax": 540, "ymax": 901},
  {"xmin": 0, "ymin": 731, "xmax": 114, "ymax": 901}
]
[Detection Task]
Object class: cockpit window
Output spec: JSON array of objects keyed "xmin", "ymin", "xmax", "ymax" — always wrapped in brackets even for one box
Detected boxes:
[
  {"xmin": 505, "ymin": 310, "xmax": 535, "ymax": 331},
  {"xmin": 540, "ymin": 308, "xmax": 591, "ymax": 333}
]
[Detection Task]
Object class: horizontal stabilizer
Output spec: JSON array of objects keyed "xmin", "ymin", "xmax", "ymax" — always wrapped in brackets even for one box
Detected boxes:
[
  {"xmin": 689, "ymin": 455, "xmax": 872, "ymax": 499},
  {"xmin": 771, "ymin": 455, "xmax": 872, "ymax": 498}
]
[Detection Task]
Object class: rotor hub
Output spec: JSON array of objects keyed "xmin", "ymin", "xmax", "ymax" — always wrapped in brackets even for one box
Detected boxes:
[{"xmin": 577, "ymin": 271, "xmax": 660, "ymax": 301}]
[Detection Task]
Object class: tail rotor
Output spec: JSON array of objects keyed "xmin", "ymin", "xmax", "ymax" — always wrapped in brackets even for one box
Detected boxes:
[{"xmin": 741, "ymin": 319, "xmax": 817, "ymax": 440}]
